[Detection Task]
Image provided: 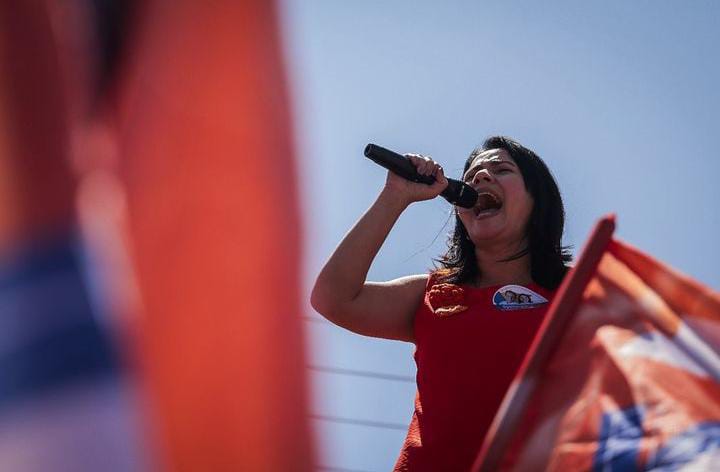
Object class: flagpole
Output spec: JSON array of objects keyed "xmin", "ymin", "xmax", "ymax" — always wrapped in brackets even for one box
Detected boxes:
[{"xmin": 472, "ymin": 215, "xmax": 616, "ymax": 472}]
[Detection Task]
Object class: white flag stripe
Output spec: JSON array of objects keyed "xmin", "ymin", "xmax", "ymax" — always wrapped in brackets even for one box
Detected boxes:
[
  {"xmin": 617, "ymin": 323, "xmax": 720, "ymax": 381},
  {"xmin": 618, "ymin": 331, "xmax": 709, "ymax": 378},
  {"xmin": 674, "ymin": 322, "xmax": 720, "ymax": 382}
]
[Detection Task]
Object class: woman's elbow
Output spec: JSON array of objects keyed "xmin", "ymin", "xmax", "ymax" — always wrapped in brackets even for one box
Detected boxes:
[{"xmin": 310, "ymin": 281, "xmax": 334, "ymax": 319}]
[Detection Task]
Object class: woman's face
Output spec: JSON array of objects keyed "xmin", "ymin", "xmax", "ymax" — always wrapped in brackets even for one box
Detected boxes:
[{"xmin": 457, "ymin": 149, "xmax": 533, "ymax": 248}]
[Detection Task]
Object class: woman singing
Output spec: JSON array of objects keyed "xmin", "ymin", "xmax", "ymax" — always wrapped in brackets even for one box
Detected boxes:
[{"xmin": 311, "ymin": 136, "xmax": 571, "ymax": 471}]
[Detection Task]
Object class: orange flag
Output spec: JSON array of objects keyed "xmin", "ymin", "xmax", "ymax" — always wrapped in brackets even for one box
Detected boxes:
[
  {"xmin": 116, "ymin": 1, "xmax": 314, "ymax": 470},
  {"xmin": 474, "ymin": 216, "xmax": 720, "ymax": 471}
]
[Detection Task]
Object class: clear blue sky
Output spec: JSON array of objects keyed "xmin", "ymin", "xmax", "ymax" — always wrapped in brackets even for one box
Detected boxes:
[{"xmin": 279, "ymin": 1, "xmax": 720, "ymax": 470}]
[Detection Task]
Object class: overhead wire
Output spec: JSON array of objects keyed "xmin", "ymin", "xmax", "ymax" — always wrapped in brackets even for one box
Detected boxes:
[
  {"xmin": 303, "ymin": 315, "xmax": 414, "ymax": 433},
  {"xmin": 310, "ymin": 414, "xmax": 408, "ymax": 431}
]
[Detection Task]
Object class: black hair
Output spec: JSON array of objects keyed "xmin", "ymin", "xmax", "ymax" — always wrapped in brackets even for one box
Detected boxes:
[{"xmin": 435, "ymin": 136, "xmax": 571, "ymax": 289}]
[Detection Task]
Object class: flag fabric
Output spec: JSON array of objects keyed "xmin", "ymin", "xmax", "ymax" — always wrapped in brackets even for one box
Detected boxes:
[
  {"xmin": 474, "ymin": 216, "xmax": 720, "ymax": 471},
  {"xmin": 116, "ymin": 1, "xmax": 314, "ymax": 470}
]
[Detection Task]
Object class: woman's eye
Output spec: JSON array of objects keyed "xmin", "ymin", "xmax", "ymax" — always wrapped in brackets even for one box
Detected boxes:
[{"xmin": 496, "ymin": 168, "xmax": 512, "ymax": 174}]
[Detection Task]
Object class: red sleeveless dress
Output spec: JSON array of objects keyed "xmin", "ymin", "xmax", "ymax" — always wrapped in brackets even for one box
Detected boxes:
[{"xmin": 393, "ymin": 275, "xmax": 556, "ymax": 471}]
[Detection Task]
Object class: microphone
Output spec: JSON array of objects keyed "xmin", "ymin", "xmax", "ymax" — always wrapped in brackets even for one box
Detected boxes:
[{"xmin": 364, "ymin": 143, "xmax": 478, "ymax": 208}]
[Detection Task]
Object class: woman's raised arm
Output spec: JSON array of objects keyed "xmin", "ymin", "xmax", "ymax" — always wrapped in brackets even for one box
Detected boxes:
[{"xmin": 310, "ymin": 155, "xmax": 448, "ymax": 342}]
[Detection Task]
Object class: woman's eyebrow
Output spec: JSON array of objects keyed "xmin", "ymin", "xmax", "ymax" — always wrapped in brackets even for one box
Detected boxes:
[
  {"xmin": 463, "ymin": 159, "xmax": 516, "ymax": 178},
  {"xmin": 486, "ymin": 159, "xmax": 516, "ymax": 167}
]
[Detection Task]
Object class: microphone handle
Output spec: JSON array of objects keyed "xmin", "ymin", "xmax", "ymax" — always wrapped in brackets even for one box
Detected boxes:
[
  {"xmin": 364, "ymin": 143, "xmax": 436, "ymax": 185},
  {"xmin": 363, "ymin": 143, "xmax": 478, "ymax": 208}
]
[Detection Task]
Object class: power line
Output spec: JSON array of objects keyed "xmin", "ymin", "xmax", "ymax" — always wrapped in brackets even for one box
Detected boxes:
[
  {"xmin": 311, "ymin": 414, "xmax": 408, "ymax": 431},
  {"xmin": 308, "ymin": 365, "xmax": 415, "ymax": 383},
  {"xmin": 317, "ymin": 467, "xmax": 372, "ymax": 472}
]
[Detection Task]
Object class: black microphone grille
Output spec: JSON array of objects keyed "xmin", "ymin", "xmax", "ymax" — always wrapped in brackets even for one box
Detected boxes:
[{"xmin": 443, "ymin": 180, "xmax": 478, "ymax": 209}]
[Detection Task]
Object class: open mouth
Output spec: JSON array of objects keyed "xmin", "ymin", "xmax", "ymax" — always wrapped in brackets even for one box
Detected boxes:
[{"xmin": 473, "ymin": 191, "xmax": 503, "ymax": 217}]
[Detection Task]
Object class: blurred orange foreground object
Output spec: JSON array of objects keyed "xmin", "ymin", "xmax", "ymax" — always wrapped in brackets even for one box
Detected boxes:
[{"xmin": 116, "ymin": 1, "xmax": 314, "ymax": 470}]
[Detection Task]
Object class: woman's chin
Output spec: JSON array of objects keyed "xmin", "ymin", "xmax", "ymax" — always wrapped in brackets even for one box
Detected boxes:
[
  {"xmin": 465, "ymin": 215, "xmax": 506, "ymax": 241},
  {"xmin": 467, "ymin": 226, "xmax": 506, "ymax": 244}
]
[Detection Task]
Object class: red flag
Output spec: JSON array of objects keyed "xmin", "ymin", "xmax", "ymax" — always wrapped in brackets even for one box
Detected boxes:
[{"xmin": 474, "ymin": 216, "xmax": 720, "ymax": 471}]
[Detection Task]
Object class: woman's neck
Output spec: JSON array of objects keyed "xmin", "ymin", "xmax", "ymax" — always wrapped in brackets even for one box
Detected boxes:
[{"xmin": 472, "ymin": 240, "xmax": 532, "ymax": 287}]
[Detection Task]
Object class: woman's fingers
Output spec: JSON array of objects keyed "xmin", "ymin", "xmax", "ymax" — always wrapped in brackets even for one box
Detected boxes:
[
  {"xmin": 385, "ymin": 152, "xmax": 449, "ymax": 203},
  {"xmin": 405, "ymin": 153, "xmax": 441, "ymax": 176},
  {"xmin": 431, "ymin": 165, "xmax": 448, "ymax": 192},
  {"xmin": 434, "ymin": 165, "xmax": 447, "ymax": 184}
]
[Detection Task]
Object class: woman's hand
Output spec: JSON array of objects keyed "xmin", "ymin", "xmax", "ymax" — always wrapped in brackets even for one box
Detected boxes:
[{"xmin": 382, "ymin": 154, "xmax": 449, "ymax": 206}]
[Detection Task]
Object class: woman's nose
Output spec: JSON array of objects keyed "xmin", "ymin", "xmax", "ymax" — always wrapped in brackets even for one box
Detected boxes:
[{"xmin": 472, "ymin": 168, "xmax": 494, "ymax": 185}]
